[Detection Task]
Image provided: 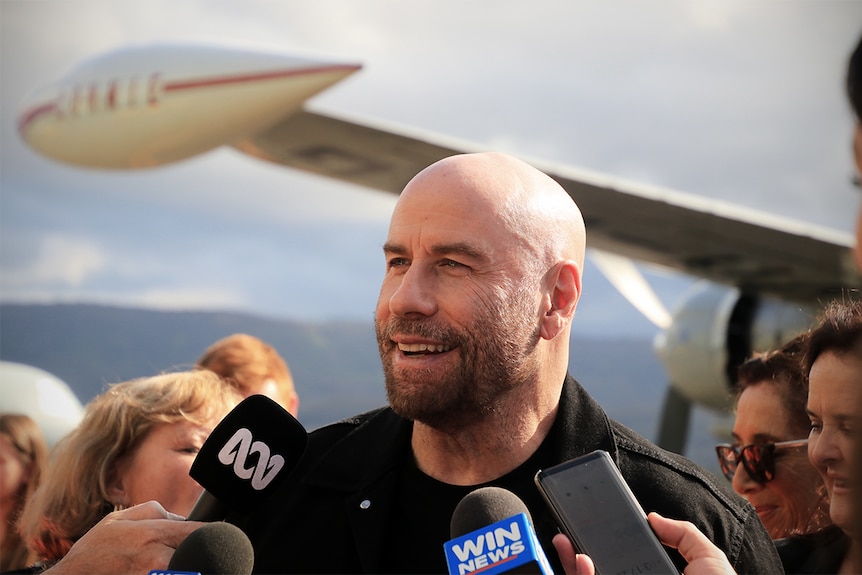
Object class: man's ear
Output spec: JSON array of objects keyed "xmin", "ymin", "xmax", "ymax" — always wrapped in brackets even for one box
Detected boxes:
[{"xmin": 540, "ymin": 260, "xmax": 581, "ymax": 341}]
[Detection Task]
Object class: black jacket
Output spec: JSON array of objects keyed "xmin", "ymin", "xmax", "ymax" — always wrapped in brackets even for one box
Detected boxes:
[
  {"xmin": 775, "ymin": 524, "xmax": 849, "ymax": 573},
  {"xmin": 229, "ymin": 374, "xmax": 783, "ymax": 574}
]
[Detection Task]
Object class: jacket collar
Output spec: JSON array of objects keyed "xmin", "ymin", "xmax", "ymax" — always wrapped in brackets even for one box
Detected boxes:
[
  {"xmin": 304, "ymin": 373, "xmax": 618, "ymax": 492},
  {"xmin": 554, "ymin": 373, "xmax": 619, "ymax": 462}
]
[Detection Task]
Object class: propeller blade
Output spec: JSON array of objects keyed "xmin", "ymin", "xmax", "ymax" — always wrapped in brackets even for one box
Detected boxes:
[
  {"xmin": 655, "ymin": 385, "xmax": 691, "ymax": 454},
  {"xmin": 589, "ymin": 250, "xmax": 672, "ymax": 329}
]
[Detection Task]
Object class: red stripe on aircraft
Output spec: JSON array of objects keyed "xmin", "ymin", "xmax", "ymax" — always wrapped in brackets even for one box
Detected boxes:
[
  {"xmin": 163, "ymin": 64, "xmax": 360, "ymax": 92},
  {"xmin": 18, "ymin": 102, "xmax": 58, "ymax": 135},
  {"xmin": 17, "ymin": 63, "xmax": 360, "ymax": 135}
]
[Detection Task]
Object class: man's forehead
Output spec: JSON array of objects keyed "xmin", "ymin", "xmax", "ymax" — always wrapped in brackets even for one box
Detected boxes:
[
  {"xmin": 384, "ymin": 215, "xmax": 492, "ymax": 249},
  {"xmin": 388, "ymin": 194, "xmax": 508, "ymax": 241}
]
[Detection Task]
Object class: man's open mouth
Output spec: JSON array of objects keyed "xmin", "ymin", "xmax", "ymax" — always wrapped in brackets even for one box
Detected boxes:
[{"xmin": 397, "ymin": 342, "xmax": 452, "ymax": 355}]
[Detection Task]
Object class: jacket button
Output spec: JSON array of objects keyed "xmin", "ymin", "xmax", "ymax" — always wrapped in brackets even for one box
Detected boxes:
[{"xmin": 359, "ymin": 499, "xmax": 371, "ymax": 510}]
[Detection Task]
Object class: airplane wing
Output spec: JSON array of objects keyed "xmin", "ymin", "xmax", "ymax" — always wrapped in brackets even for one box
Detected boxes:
[{"xmin": 234, "ymin": 107, "xmax": 861, "ymax": 303}]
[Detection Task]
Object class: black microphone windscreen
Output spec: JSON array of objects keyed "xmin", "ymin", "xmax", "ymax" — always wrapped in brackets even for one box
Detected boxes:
[
  {"xmin": 189, "ymin": 394, "xmax": 307, "ymax": 512},
  {"xmin": 168, "ymin": 522, "xmax": 254, "ymax": 575},
  {"xmin": 450, "ymin": 486, "xmax": 533, "ymax": 538}
]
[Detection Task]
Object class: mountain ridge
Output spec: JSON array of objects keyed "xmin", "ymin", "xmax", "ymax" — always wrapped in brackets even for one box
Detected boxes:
[{"xmin": 0, "ymin": 302, "xmax": 723, "ymax": 470}]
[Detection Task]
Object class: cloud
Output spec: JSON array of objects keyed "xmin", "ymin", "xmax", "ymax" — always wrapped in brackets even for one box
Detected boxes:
[
  {"xmin": 132, "ymin": 287, "xmax": 246, "ymax": 310},
  {"xmin": 1, "ymin": 233, "xmax": 105, "ymax": 288}
]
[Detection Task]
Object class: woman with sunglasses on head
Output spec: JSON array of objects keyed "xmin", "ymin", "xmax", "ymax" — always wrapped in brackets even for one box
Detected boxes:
[
  {"xmin": 716, "ymin": 333, "xmax": 838, "ymax": 573},
  {"xmin": 805, "ymin": 298, "xmax": 862, "ymax": 575}
]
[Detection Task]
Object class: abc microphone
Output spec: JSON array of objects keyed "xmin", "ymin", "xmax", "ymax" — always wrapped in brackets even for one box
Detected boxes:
[
  {"xmin": 444, "ymin": 487, "xmax": 554, "ymax": 575},
  {"xmin": 186, "ymin": 394, "xmax": 307, "ymax": 522}
]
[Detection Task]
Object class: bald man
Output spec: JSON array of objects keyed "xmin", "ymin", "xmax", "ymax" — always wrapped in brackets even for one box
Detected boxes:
[{"xmin": 229, "ymin": 153, "xmax": 781, "ymax": 574}]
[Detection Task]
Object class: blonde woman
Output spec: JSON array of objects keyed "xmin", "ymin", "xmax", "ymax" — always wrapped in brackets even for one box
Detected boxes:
[{"xmin": 18, "ymin": 370, "xmax": 240, "ymax": 566}]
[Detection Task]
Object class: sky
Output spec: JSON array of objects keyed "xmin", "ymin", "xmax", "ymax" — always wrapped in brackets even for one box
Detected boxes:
[{"xmin": 2, "ymin": 1, "xmax": 861, "ymax": 343}]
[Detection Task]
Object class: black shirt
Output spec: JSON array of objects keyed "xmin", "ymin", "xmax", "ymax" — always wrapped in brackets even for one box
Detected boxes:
[{"xmin": 379, "ymin": 436, "xmax": 560, "ymax": 574}]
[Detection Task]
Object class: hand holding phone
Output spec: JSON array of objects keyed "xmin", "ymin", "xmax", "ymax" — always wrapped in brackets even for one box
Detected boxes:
[{"xmin": 535, "ymin": 450, "xmax": 679, "ymax": 575}]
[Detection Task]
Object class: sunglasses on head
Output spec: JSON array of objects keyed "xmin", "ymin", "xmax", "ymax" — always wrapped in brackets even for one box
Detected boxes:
[{"xmin": 714, "ymin": 439, "xmax": 809, "ymax": 484}]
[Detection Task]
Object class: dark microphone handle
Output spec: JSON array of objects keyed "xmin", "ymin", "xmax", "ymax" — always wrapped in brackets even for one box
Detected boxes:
[{"xmin": 187, "ymin": 490, "xmax": 229, "ymax": 522}]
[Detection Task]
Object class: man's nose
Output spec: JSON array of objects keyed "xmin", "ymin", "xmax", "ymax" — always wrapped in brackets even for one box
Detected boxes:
[{"xmin": 388, "ymin": 265, "xmax": 438, "ymax": 318}]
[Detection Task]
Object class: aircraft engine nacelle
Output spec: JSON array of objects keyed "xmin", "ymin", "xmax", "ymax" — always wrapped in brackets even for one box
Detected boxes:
[{"xmin": 654, "ymin": 281, "xmax": 814, "ymax": 413}]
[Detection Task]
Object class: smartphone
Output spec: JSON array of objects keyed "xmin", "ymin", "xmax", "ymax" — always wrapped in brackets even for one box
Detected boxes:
[{"xmin": 535, "ymin": 450, "xmax": 678, "ymax": 575}]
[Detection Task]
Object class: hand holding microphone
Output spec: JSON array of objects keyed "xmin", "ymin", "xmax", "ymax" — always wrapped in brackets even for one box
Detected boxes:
[{"xmin": 42, "ymin": 502, "xmax": 201, "ymax": 575}]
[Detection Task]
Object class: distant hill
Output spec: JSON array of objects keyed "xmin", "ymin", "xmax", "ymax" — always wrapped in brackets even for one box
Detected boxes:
[
  {"xmin": 0, "ymin": 303, "xmax": 385, "ymax": 430},
  {"xmin": 0, "ymin": 303, "xmax": 725, "ymax": 471}
]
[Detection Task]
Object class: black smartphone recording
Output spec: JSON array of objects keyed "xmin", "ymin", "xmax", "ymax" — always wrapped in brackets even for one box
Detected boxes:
[{"xmin": 535, "ymin": 450, "xmax": 678, "ymax": 575}]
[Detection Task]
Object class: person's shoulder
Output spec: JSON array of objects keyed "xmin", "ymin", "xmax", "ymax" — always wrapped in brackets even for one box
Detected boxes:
[
  {"xmin": 303, "ymin": 405, "xmax": 408, "ymax": 461},
  {"xmin": 609, "ymin": 421, "xmax": 783, "ymax": 572},
  {"xmin": 609, "ymin": 420, "xmax": 748, "ymax": 517},
  {"xmin": 306, "ymin": 406, "xmax": 391, "ymax": 441},
  {"xmin": 776, "ymin": 525, "xmax": 849, "ymax": 574},
  {"xmin": 610, "ymin": 420, "xmax": 714, "ymax": 479}
]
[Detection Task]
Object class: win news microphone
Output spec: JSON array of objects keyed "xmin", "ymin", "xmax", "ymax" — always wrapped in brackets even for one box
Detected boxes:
[
  {"xmin": 186, "ymin": 394, "xmax": 307, "ymax": 521},
  {"xmin": 444, "ymin": 487, "xmax": 554, "ymax": 575}
]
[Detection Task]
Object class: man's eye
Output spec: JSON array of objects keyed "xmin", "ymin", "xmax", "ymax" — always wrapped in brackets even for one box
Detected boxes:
[
  {"xmin": 441, "ymin": 259, "xmax": 463, "ymax": 268},
  {"xmin": 388, "ymin": 257, "xmax": 409, "ymax": 268}
]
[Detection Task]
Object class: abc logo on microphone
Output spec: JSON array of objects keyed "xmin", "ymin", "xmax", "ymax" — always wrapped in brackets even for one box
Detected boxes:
[
  {"xmin": 217, "ymin": 427, "xmax": 284, "ymax": 491},
  {"xmin": 190, "ymin": 395, "xmax": 306, "ymax": 508}
]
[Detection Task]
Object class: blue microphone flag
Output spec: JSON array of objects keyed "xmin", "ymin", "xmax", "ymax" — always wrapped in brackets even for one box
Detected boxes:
[{"xmin": 444, "ymin": 512, "xmax": 553, "ymax": 575}]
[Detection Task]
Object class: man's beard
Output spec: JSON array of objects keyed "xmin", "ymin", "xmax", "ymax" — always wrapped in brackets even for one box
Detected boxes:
[{"xmin": 375, "ymin": 285, "xmax": 541, "ymax": 430}]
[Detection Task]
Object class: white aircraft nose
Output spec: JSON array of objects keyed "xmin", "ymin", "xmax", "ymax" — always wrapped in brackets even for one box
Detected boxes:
[
  {"xmin": 17, "ymin": 43, "xmax": 362, "ymax": 169},
  {"xmin": 0, "ymin": 361, "xmax": 84, "ymax": 448}
]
